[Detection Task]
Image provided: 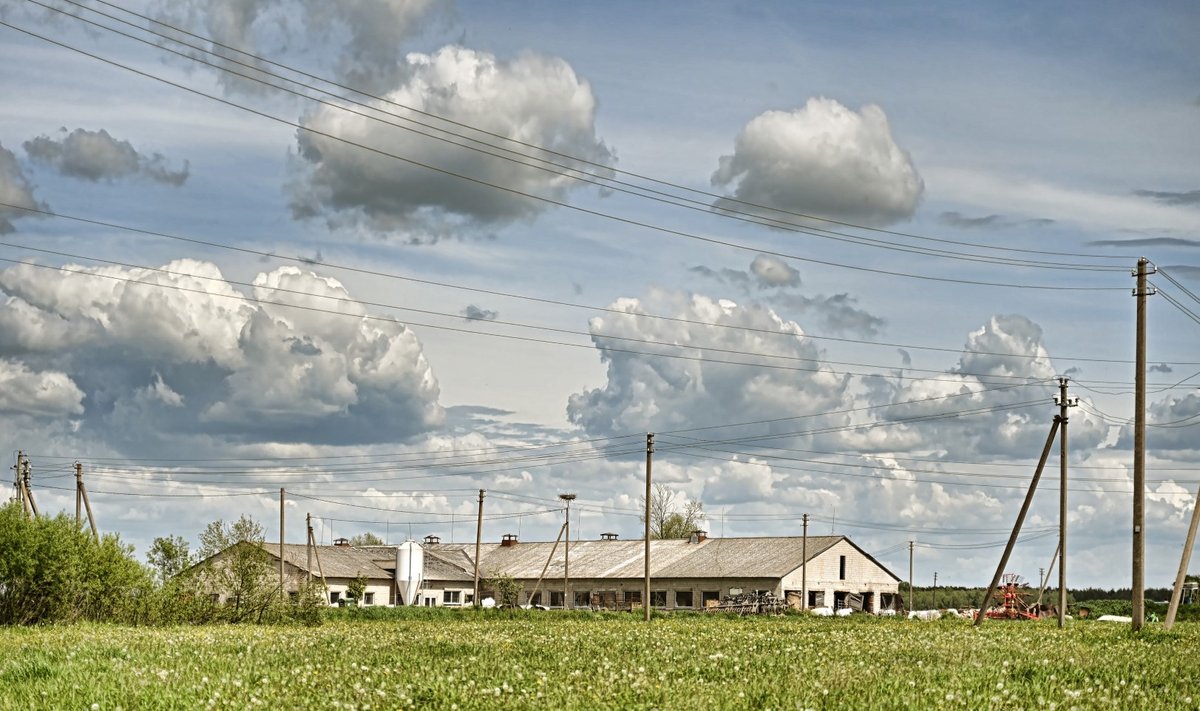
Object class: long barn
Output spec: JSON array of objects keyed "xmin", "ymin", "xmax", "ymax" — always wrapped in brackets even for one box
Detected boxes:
[{"xmin": 253, "ymin": 532, "xmax": 902, "ymax": 613}]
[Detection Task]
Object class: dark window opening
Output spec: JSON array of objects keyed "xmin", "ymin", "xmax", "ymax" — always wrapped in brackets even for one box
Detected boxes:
[
  {"xmin": 675, "ymin": 590, "xmax": 694, "ymax": 608},
  {"xmin": 839, "ymin": 555, "xmax": 847, "ymax": 580}
]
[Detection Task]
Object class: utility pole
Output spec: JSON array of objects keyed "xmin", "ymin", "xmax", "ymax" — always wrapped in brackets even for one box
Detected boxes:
[
  {"xmin": 559, "ymin": 493, "xmax": 576, "ymax": 610},
  {"xmin": 473, "ymin": 489, "xmax": 484, "ymax": 607},
  {"xmin": 306, "ymin": 513, "xmax": 314, "ymax": 585},
  {"xmin": 1132, "ymin": 257, "xmax": 1154, "ymax": 632},
  {"xmin": 908, "ymin": 540, "xmax": 914, "ymax": 613},
  {"xmin": 1164, "ymin": 481, "xmax": 1200, "ymax": 630},
  {"xmin": 1057, "ymin": 378, "xmax": 1077, "ymax": 628},
  {"xmin": 20, "ymin": 455, "xmax": 38, "ymax": 517},
  {"xmin": 644, "ymin": 433, "xmax": 653, "ymax": 622},
  {"xmin": 933, "ymin": 571, "xmax": 938, "ymax": 611},
  {"xmin": 976, "ymin": 416, "xmax": 1061, "ymax": 627},
  {"xmin": 279, "ymin": 488, "xmax": 286, "ymax": 600},
  {"xmin": 801, "ymin": 513, "xmax": 809, "ymax": 610},
  {"xmin": 75, "ymin": 462, "xmax": 97, "ymax": 540}
]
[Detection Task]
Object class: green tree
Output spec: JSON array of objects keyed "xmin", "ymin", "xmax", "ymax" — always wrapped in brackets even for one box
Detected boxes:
[
  {"xmin": 346, "ymin": 573, "xmax": 368, "ymax": 606},
  {"xmin": 640, "ymin": 484, "xmax": 705, "ymax": 539},
  {"xmin": 191, "ymin": 515, "xmax": 276, "ymax": 622},
  {"xmin": 349, "ymin": 532, "xmax": 384, "ymax": 546},
  {"xmin": 485, "ymin": 572, "xmax": 522, "ymax": 608},
  {"xmin": 147, "ymin": 535, "xmax": 191, "ymax": 584}
]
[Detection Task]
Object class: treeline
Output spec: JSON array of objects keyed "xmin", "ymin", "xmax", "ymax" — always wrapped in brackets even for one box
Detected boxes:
[
  {"xmin": 900, "ymin": 580, "xmax": 1200, "ymax": 614},
  {"xmin": 0, "ymin": 502, "xmax": 321, "ymax": 626}
]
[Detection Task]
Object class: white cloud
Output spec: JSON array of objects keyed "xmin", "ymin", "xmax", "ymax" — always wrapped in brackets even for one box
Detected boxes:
[
  {"xmin": 24, "ymin": 128, "xmax": 189, "ymax": 185},
  {"xmin": 0, "ymin": 142, "xmax": 43, "ymax": 233},
  {"xmin": 567, "ymin": 289, "xmax": 850, "ymax": 438},
  {"xmin": 289, "ymin": 46, "xmax": 614, "ymax": 237},
  {"xmin": 0, "ymin": 358, "xmax": 84, "ymax": 416},
  {"xmin": 712, "ymin": 98, "xmax": 923, "ymax": 226},
  {"xmin": 0, "ymin": 260, "xmax": 444, "ymax": 449},
  {"xmin": 749, "ymin": 254, "xmax": 800, "ymax": 288}
]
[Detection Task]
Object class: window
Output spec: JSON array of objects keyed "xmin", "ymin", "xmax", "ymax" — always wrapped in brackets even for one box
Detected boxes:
[
  {"xmin": 363, "ymin": 592, "xmax": 375, "ymax": 606},
  {"xmin": 465, "ymin": 593, "xmax": 474, "ymax": 605},
  {"xmin": 549, "ymin": 591, "xmax": 565, "ymax": 608},
  {"xmin": 424, "ymin": 597, "xmax": 436, "ymax": 607},
  {"xmin": 443, "ymin": 590, "xmax": 461, "ymax": 605},
  {"xmin": 329, "ymin": 591, "xmax": 341, "ymax": 604},
  {"xmin": 675, "ymin": 590, "xmax": 694, "ymax": 608},
  {"xmin": 839, "ymin": 555, "xmax": 847, "ymax": 580},
  {"xmin": 650, "ymin": 591, "xmax": 667, "ymax": 607},
  {"xmin": 701, "ymin": 591, "xmax": 720, "ymax": 607},
  {"xmin": 625, "ymin": 590, "xmax": 642, "ymax": 604},
  {"xmin": 574, "ymin": 591, "xmax": 591, "ymax": 608},
  {"xmin": 528, "ymin": 591, "xmax": 542, "ymax": 606}
]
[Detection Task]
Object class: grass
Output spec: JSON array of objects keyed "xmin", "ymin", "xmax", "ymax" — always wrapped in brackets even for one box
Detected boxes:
[{"xmin": 1, "ymin": 611, "xmax": 1197, "ymax": 709}]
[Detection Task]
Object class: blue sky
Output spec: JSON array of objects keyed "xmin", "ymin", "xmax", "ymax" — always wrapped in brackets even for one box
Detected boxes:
[{"xmin": 1, "ymin": 0, "xmax": 1198, "ymax": 589}]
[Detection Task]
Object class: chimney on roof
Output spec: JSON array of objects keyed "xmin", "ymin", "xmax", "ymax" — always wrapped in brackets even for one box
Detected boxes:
[
  {"xmin": 688, "ymin": 530, "xmax": 707, "ymax": 544},
  {"xmin": 600, "ymin": 532, "xmax": 619, "ymax": 541},
  {"xmin": 333, "ymin": 537, "xmax": 350, "ymax": 547},
  {"xmin": 500, "ymin": 533, "xmax": 519, "ymax": 547},
  {"xmin": 423, "ymin": 535, "xmax": 441, "ymax": 545}
]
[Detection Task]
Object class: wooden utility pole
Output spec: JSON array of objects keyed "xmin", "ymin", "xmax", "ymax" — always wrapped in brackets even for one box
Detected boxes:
[
  {"xmin": 1132, "ymin": 257, "xmax": 1153, "ymax": 631},
  {"xmin": 1057, "ymin": 378, "xmax": 1076, "ymax": 628},
  {"xmin": 559, "ymin": 493, "xmax": 576, "ymax": 610},
  {"xmin": 1164, "ymin": 481, "xmax": 1200, "ymax": 630},
  {"xmin": 75, "ymin": 462, "xmax": 97, "ymax": 540},
  {"xmin": 908, "ymin": 540, "xmax": 914, "ymax": 613},
  {"xmin": 933, "ymin": 571, "xmax": 938, "ymax": 611},
  {"xmin": 306, "ymin": 513, "xmax": 314, "ymax": 584},
  {"xmin": 279, "ymin": 488, "xmax": 286, "ymax": 600},
  {"xmin": 473, "ymin": 489, "xmax": 484, "ymax": 607},
  {"xmin": 976, "ymin": 416, "xmax": 1060, "ymax": 627},
  {"xmin": 307, "ymin": 520, "xmax": 327, "ymax": 591},
  {"xmin": 644, "ymin": 433, "xmax": 653, "ymax": 622},
  {"xmin": 527, "ymin": 522, "xmax": 567, "ymax": 606},
  {"xmin": 801, "ymin": 513, "xmax": 809, "ymax": 610}
]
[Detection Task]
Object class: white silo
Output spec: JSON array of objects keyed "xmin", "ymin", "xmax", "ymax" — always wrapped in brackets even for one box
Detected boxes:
[{"xmin": 395, "ymin": 539, "xmax": 424, "ymax": 606}]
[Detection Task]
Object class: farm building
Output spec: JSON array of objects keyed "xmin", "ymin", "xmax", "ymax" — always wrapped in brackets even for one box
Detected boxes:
[{"xmin": 238, "ymin": 532, "xmax": 902, "ymax": 613}]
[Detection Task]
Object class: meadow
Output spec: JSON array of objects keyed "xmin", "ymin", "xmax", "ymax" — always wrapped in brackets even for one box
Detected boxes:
[{"xmin": 1, "ymin": 611, "xmax": 1197, "ymax": 710}]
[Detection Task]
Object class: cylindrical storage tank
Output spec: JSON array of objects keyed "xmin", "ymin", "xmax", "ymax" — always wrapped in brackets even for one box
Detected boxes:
[{"xmin": 396, "ymin": 540, "xmax": 424, "ymax": 606}]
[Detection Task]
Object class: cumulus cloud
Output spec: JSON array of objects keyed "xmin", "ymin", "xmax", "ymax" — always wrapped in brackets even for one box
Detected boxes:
[
  {"xmin": 711, "ymin": 97, "xmax": 923, "ymax": 227},
  {"xmin": 0, "ymin": 142, "xmax": 44, "ymax": 233},
  {"xmin": 24, "ymin": 128, "xmax": 189, "ymax": 186},
  {"xmin": 0, "ymin": 358, "xmax": 84, "ymax": 416},
  {"xmin": 462, "ymin": 305, "xmax": 498, "ymax": 322},
  {"xmin": 567, "ymin": 290, "xmax": 851, "ymax": 438},
  {"xmin": 0, "ymin": 260, "xmax": 444, "ymax": 450},
  {"xmin": 155, "ymin": 0, "xmax": 449, "ymax": 94},
  {"xmin": 749, "ymin": 254, "xmax": 800, "ymax": 288},
  {"xmin": 289, "ymin": 46, "xmax": 613, "ymax": 237}
]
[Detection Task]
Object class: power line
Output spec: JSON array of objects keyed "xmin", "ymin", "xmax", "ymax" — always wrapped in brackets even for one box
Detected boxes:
[
  {"xmin": 4, "ymin": 201, "xmax": 1179, "ymax": 367},
  {"xmin": 0, "ymin": 19, "xmax": 1129, "ymax": 292},
  {"xmin": 43, "ymin": 0, "xmax": 1140, "ymax": 264}
]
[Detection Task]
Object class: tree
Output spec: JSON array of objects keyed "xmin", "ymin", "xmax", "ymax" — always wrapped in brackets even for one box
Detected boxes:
[
  {"xmin": 191, "ymin": 515, "xmax": 275, "ymax": 621},
  {"xmin": 640, "ymin": 484, "xmax": 705, "ymax": 539},
  {"xmin": 347, "ymin": 573, "xmax": 368, "ymax": 606},
  {"xmin": 485, "ymin": 572, "xmax": 522, "ymax": 608},
  {"xmin": 349, "ymin": 532, "xmax": 384, "ymax": 546},
  {"xmin": 147, "ymin": 535, "xmax": 191, "ymax": 584}
]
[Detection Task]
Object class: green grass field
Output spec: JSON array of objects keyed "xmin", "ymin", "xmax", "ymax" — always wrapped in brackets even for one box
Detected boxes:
[{"xmin": 1, "ymin": 611, "xmax": 1197, "ymax": 709}]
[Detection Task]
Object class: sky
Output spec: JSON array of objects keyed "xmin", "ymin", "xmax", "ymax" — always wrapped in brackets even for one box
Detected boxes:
[{"xmin": 1, "ymin": 0, "xmax": 1198, "ymax": 590}]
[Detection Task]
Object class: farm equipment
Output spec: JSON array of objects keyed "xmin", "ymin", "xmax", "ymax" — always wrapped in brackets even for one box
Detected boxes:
[
  {"xmin": 707, "ymin": 590, "xmax": 787, "ymax": 615},
  {"xmin": 981, "ymin": 573, "xmax": 1040, "ymax": 621}
]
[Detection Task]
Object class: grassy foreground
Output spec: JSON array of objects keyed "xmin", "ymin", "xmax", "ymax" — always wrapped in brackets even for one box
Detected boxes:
[{"xmin": 1, "ymin": 612, "xmax": 1197, "ymax": 710}]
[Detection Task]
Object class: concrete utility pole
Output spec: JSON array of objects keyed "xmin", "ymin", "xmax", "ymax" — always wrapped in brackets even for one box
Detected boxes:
[
  {"xmin": 801, "ymin": 513, "xmax": 809, "ymax": 610},
  {"xmin": 20, "ymin": 455, "xmax": 38, "ymax": 517},
  {"xmin": 279, "ymin": 488, "xmax": 286, "ymax": 600},
  {"xmin": 933, "ymin": 572, "xmax": 938, "ymax": 611},
  {"xmin": 13, "ymin": 451, "xmax": 24, "ymax": 509},
  {"xmin": 1057, "ymin": 378, "xmax": 1077, "ymax": 628},
  {"xmin": 473, "ymin": 489, "xmax": 484, "ymax": 607},
  {"xmin": 976, "ymin": 416, "xmax": 1060, "ymax": 627},
  {"xmin": 1164, "ymin": 481, "xmax": 1200, "ymax": 630},
  {"xmin": 75, "ymin": 462, "xmax": 97, "ymax": 540},
  {"xmin": 306, "ymin": 513, "xmax": 314, "ymax": 584},
  {"xmin": 908, "ymin": 540, "xmax": 914, "ymax": 613},
  {"xmin": 559, "ymin": 493, "xmax": 576, "ymax": 610},
  {"xmin": 1132, "ymin": 257, "xmax": 1154, "ymax": 632},
  {"xmin": 644, "ymin": 433, "xmax": 654, "ymax": 622}
]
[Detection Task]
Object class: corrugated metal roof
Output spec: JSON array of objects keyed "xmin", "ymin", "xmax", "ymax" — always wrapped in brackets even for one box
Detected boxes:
[
  {"xmin": 261, "ymin": 536, "xmax": 892, "ymax": 583},
  {"xmin": 431, "ymin": 536, "xmax": 846, "ymax": 581}
]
